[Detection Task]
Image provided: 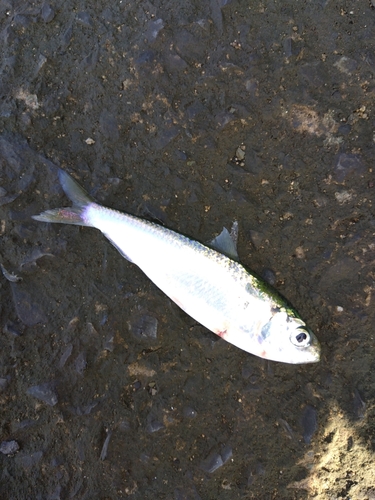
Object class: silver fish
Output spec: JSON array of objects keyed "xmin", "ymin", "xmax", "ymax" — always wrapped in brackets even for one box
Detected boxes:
[{"xmin": 32, "ymin": 170, "xmax": 320, "ymax": 364}]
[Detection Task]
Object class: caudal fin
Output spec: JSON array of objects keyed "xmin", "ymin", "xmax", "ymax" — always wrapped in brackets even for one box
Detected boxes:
[{"xmin": 32, "ymin": 169, "xmax": 94, "ymax": 226}]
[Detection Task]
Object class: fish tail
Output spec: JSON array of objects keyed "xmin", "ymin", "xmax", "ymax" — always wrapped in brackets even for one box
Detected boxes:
[{"xmin": 32, "ymin": 169, "xmax": 94, "ymax": 227}]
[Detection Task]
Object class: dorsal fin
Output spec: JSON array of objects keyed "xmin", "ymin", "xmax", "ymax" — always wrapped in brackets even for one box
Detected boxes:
[{"xmin": 209, "ymin": 222, "xmax": 239, "ymax": 261}]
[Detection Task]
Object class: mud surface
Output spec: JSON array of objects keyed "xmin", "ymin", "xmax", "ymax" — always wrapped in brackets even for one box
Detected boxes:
[{"xmin": 1, "ymin": 1, "xmax": 375, "ymax": 499}]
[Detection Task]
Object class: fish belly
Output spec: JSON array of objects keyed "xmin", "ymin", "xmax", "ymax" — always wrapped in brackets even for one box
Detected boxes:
[{"xmin": 86, "ymin": 204, "xmax": 272, "ymax": 352}]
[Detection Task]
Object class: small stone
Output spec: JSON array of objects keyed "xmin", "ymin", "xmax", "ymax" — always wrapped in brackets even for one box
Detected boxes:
[
  {"xmin": 183, "ymin": 406, "xmax": 197, "ymax": 418},
  {"xmin": 200, "ymin": 452, "xmax": 224, "ymax": 473},
  {"xmin": 0, "ymin": 440, "xmax": 19, "ymax": 455},
  {"xmin": 27, "ymin": 383, "xmax": 58, "ymax": 406},
  {"xmin": 335, "ymin": 190, "xmax": 353, "ymax": 204},
  {"xmin": 333, "ymin": 153, "xmax": 364, "ymax": 183},
  {"xmin": 334, "ymin": 56, "xmax": 357, "ymax": 75},
  {"xmin": 294, "ymin": 246, "xmax": 305, "ymax": 259},
  {"xmin": 74, "ymin": 352, "xmax": 86, "ymax": 375},
  {"xmin": 235, "ymin": 147, "xmax": 245, "ymax": 160},
  {"xmin": 146, "ymin": 18, "xmax": 164, "ymax": 43},
  {"xmin": 249, "ymin": 230, "xmax": 264, "ymax": 249},
  {"xmin": 128, "ymin": 314, "xmax": 158, "ymax": 341},
  {"xmin": 76, "ymin": 11, "xmax": 93, "ymax": 27},
  {"xmin": 41, "ymin": 4, "xmax": 55, "ymax": 23},
  {"xmin": 15, "ymin": 451, "xmax": 43, "ymax": 469}
]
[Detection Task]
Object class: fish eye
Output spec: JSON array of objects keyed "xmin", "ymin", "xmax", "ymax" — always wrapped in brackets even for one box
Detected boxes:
[{"xmin": 290, "ymin": 328, "xmax": 310, "ymax": 347}]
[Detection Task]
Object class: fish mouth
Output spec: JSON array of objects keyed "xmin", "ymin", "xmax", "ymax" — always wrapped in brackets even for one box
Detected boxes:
[
  {"xmin": 305, "ymin": 335, "xmax": 321, "ymax": 363},
  {"xmin": 308, "ymin": 348, "xmax": 321, "ymax": 363}
]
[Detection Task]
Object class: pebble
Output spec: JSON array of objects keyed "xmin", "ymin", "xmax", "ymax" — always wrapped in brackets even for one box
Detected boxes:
[
  {"xmin": 41, "ymin": 4, "xmax": 55, "ymax": 23},
  {"xmin": 146, "ymin": 419, "xmax": 165, "ymax": 433},
  {"xmin": 0, "ymin": 377, "xmax": 9, "ymax": 391},
  {"xmin": 200, "ymin": 451, "xmax": 224, "ymax": 473},
  {"xmin": 352, "ymin": 389, "xmax": 366, "ymax": 420},
  {"xmin": 333, "ymin": 153, "xmax": 364, "ymax": 183},
  {"xmin": 11, "ymin": 284, "xmax": 47, "ymax": 326},
  {"xmin": 235, "ymin": 146, "xmax": 245, "ymax": 161},
  {"xmin": 1, "ymin": 263, "xmax": 22, "ymax": 282},
  {"xmin": 164, "ymin": 52, "xmax": 188, "ymax": 72},
  {"xmin": 76, "ymin": 11, "xmax": 93, "ymax": 27},
  {"xmin": 146, "ymin": 19, "xmax": 164, "ymax": 43},
  {"xmin": 183, "ymin": 406, "xmax": 198, "ymax": 418},
  {"xmin": 26, "ymin": 382, "xmax": 58, "ymax": 406},
  {"xmin": 99, "ymin": 110, "xmax": 119, "ymax": 141},
  {"xmin": 334, "ymin": 56, "xmax": 358, "ymax": 75},
  {"xmin": 200, "ymin": 445, "xmax": 232, "ymax": 473},
  {"xmin": 58, "ymin": 343, "xmax": 73, "ymax": 369},
  {"xmin": 128, "ymin": 314, "xmax": 158, "ymax": 341},
  {"xmin": 153, "ymin": 126, "xmax": 181, "ymax": 150},
  {"xmin": 74, "ymin": 352, "xmax": 87, "ymax": 375},
  {"xmin": 249, "ymin": 230, "xmax": 265, "ymax": 249},
  {"xmin": 261, "ymin": 268, "xmax": 276, "ymax": 286},
  {"xmin": 99, "ymin": 430, "xmax": 112, "ymax": 461},
  {"xmin": 15, "ymin": 451, "xmax": 43, "ymax": 469},
  {"xmin": 0, "ymin": 440, "xmax": 19, "ymax": 455}
]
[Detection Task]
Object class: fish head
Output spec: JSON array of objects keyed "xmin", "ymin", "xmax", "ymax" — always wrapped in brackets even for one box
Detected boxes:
[{"xmin": 258, "ymin": 310, "xmax": 320, "ymax": 364}]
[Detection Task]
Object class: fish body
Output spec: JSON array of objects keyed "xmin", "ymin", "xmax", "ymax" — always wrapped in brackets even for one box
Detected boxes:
[{"xmin": 33, "ymin": 170, "xmax": 320, "ymax": 364}]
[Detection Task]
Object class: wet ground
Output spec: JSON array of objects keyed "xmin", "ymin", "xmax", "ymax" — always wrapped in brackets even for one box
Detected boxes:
[{"xmin": 1, "ymin": 0, "xmax": 375, "ymax": 498}]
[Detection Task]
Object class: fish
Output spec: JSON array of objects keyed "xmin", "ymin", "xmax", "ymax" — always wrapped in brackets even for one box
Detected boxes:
[{"xmin": 32, "ymin": 170, "xmax": 320, "ymax": 364}]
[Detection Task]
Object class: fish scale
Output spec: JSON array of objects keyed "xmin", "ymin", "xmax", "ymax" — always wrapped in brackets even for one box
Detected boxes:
[{"xmin": 33, "ymin": 169, "xmax": 320, "ymax": 364}]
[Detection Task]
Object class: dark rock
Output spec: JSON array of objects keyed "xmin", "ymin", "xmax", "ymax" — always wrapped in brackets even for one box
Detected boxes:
[
  {"xmin": 319, "ymin": 258, "xmax": 361, "ymax": 288},
  {"xmin": 11, "ymin": 284, "xmax": 47, "ymax": 326},
  {"xmin": 164, "ymin": 52, "xmax": 188, "ymax": 73},
  {"xmin": 200, "ymin": 444, "xmax": 232, "ymax": 473},
  {"xmin": 244, "ymin": 149, "xmax": 264, "ymax": 175},
  {"xmin": 301, "ymin": 405, "xmax": 317, "ymax": 444},
  {"xmin": 183, "ymin": 406, "xmax": 197, "ymax": 418},
  {"xmin": 60, "ymin": 23, "xmax": 73, "ymax": 47},
  {"xmin": 26, "ymin": 382, "xmax": 58, "ymax": 406},
  {"xmin": 99, "ymin": 110, "xmax": 119, "ymax": 141},
  {"xmin": 352, "ymin": 389, "xmax": 366, "ymax": 420},
  {"xmin": 249, "ymin": 229, "xmax": 265, "ymax": 249},
  {"xmin": 41, "ymin": 4, "xmax": 55, "ymax": 23},
  {"xmin": 333, "ymin": 153, "xmax": 365, "ymax": 183},
  {"xmin": 146, "ymin": 19, "xmax": 164, "ymax": 43},
  {"xmin": 135, "ymin": 50, "xmax": 157, "ymax": 68},
  {"xmin": 153, "ymin": 125, "xmax": 180, "ymax": 150},
  {"xmin": 146, "ymin": 419, "xmax": 165, "ymax": 433},
  {"xmin": 0, "ymin": 377, "xmax": 10, "ymax": 391},
  {"xmin": 128, "ymin": 314, "xmax": 158, "ymax": 341},
  {"xmin": 99, "ymin": 430, "xmax": 112, "ymax": 460},
  {"xmin": 59, "ymin": 344, "xmax": 73, "ymax": 368},
  {"xmin": 338, "ymin": 123, "xmax": 351, "ymax": 135},
  {"xmin": 334, "ymin": 56, "xmax": 358, "ymax": 75},
  {"xmin": 14, "ymin": 451, "xmax": 43, "ymax": 469},
  {"xmin": 3, "ymin": 321, "xmax": 23, "ymax": 336},
  {"xmin": 76, "ymin": 11, "xmax": 93, "ymax": 27},
  {"xmin": 0, "ymin": 440, "xmax": 19, "ymax": 455},
  {"xmin": 200, "ymin": 451, "xmax": 223, "ymax": 473},
  {"xmin": 81, "ymin": 45, "xmax": 99, "ymax": 71},
  {"xmin": 74, "ymin": 352, "xmax": 87, "ymax": 375},
  {"xmin": 214, "ymin": 111, "xmax": 235, "ymax": 129},
  {"xmin": 299, "ymin": 62, "xmax": 325, "ymax": 87},
  {"xmin": 284, "ymin": 37, "xmax": 302, "ymax": 58},
  {"xmin": 261, "ymin": 268, "xmax": 276, "ymax": 286}
]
